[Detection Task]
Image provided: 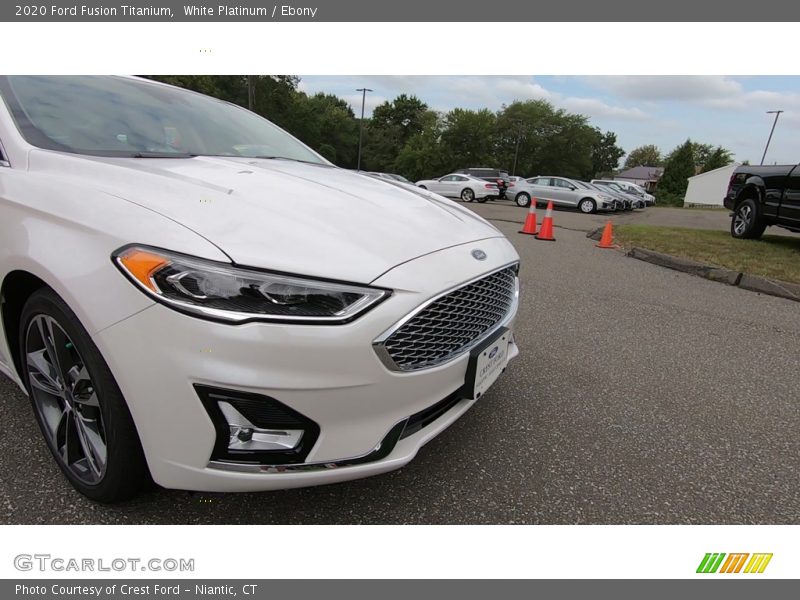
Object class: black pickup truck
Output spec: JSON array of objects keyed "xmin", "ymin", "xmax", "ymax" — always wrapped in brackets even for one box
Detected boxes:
[{"xmin": 724, "ymin": 164, "xmax": 800, "ymax": 238}]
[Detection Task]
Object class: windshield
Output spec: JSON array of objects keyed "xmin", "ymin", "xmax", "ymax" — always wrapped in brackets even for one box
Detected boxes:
[{"xmin": 0, "ymin": 76, "xmax": 328, "ymax": 163}]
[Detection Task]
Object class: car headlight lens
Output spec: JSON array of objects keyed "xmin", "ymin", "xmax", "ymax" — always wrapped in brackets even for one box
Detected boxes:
[{"xmin": 113, "ymin": 246, "xmax": 390, "ymax": 324}]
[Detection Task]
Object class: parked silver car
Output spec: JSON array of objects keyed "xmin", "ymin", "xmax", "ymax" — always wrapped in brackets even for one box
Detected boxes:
[
  {"xmin": 510, "ymin": 176, "xmax": 616, "ymax": 213},
  {"xmin": 583, "ymin": 181, "xmax": 641, "ymax": 210},
  {"xmin": 416, "ymin": 173, "xmax": 499, "ymax": 202},
  {"xmin": 590, "ymin": 180, "xmax": 644, "ymax": 208},
  {"xmin": 591, "ymin": 179, "xmax": 655, "ymax": 205}
]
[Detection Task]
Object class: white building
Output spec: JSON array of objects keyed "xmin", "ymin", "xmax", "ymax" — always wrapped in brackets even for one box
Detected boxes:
[{"xmin": 683, "ymin": 163, "xmax": 739, "ymax": 207}]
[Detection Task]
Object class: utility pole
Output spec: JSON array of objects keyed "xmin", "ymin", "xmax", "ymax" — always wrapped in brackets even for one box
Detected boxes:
[
  {"xmin": 247, "ymin": 76, "xmax": 255, "ymax": 111},
  {"xmin": 760, "ymin": 110, "xmax": 783, "ymax": 165},
  {"xmin": 356, "ymin": 87, "xmax": 372, "ymax": 171}
]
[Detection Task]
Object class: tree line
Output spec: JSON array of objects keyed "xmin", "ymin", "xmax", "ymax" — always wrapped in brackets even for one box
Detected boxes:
[
  {"xmin": 148, "ymin": 76, "xmax": 734, "ymax": 204},
  {"xmin": 147, "ymin": 75, "xmax": 623, "ymax": 181}
]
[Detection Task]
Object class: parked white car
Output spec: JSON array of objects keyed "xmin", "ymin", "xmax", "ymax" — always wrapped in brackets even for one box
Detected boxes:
[
  {"xmin": 0, "ymin": 76, "xmax": 521, "ymax": 501},
  {"xmin": 591, "ymin": 179, "xmax": 655, "ymax": 205},
  {"xmin": 589, "ymin": 180, "xmax": 646, "ymax": 209},
  {"xmin": 415, "ymin": 173, "xmax": 499, "ymax": 202},
  {"xmin": 510, "ymin": 176, "xmax": 616, "ymax": 213}
]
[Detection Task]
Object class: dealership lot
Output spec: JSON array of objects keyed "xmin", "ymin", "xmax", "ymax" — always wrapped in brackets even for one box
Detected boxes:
[
  {"xmin": 1, "ymin": 203, "xmax": 798, "ymax": 524},
  {"xmin": 471, "ymin": 198, "xmax": 799, "ymax": 236}
]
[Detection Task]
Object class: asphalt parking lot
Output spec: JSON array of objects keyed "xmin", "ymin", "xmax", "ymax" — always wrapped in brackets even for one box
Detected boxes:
[{"xmin": 1, "ymin": 202, "xmax": 799, "ymax": 524}]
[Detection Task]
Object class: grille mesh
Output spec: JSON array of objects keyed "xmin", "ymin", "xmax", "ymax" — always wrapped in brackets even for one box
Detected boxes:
[{"xmin": 379, "ymin": 265, "xmax": 517, "ymax": 371}]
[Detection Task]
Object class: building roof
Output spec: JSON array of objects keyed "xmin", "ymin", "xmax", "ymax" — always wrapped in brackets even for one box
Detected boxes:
[{"xmin": 615, "ymin": 166, "xmax": 664, "ymax": 180}]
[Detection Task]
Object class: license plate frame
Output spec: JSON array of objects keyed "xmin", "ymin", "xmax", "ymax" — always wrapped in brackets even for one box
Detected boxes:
[{"xmin": 460, "ymin": 327, "xmax": 511, "ymax": 400}]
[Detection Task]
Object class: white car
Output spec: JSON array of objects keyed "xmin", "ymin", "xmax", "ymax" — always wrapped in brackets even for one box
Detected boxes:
[
  {"xmin": 0, "ymin": 76, "xmax": 521, "ymax": 501},
  {"xmin": 591, "ymin": 179, "xmax": 655, "ymax": 205},
  {"xmin": 415, "ymin": 173, "xmax": 499, "ymax": 203}
]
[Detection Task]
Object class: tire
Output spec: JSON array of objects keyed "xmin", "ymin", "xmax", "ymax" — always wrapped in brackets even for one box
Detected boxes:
[
  {"xmin": 461, "ymin": 188, "xmax": 475, "ymax": 202},
  {"xmin": 579, "ymin": 198, "xmax": 597, "ymax": 214},
  {"xmin": 20, "ymin": 288, "xmax": 150, "ymax": 502},
  {"xmin": 731, "ymin": 198, "xmax": 767, "ymax": 239},
  {"xmin": 515, "ymin": 192, "xmax": 531, "ymax": 208}
]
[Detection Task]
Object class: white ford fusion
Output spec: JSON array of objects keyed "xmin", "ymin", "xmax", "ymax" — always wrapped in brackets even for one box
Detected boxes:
[{"xmin": 0, "ymin": 76, "xmax": 520, "ymax": 502}]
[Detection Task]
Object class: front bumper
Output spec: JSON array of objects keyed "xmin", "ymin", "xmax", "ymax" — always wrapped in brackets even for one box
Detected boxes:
[{"xmin": 95, "ymin": 237, "xmax": 520, "ymax": 492}]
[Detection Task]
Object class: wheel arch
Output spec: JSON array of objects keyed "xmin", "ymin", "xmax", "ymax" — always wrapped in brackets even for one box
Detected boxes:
[
  {"xmin": 736, "ymin": 181, "xmax": 764, "ymax": 208},
  {"xmin": 1, "ymin": 270, "xmax": 51, "ymax": 382}
]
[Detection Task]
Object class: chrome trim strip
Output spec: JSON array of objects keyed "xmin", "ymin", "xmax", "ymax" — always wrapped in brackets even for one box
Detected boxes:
[
  {"xmin": 207, "ymin": 417, "xmax": 411, "ymax": 474},
  {"xmin": 372, "ymin": 262, "xmax": 520, "ymax": 372}
]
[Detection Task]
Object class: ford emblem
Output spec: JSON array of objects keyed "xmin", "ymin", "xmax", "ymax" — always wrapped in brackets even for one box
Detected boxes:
[
  {"xmin": 471, "ymin": 249, "xmax": 487, "ymax": 261},
  {"xmin": 488, "ymin": 346, "xmax": 499, "ymax": 359}
]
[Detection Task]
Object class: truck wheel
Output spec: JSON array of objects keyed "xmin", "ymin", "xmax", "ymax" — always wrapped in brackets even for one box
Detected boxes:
[{"xmin": 731, "ymin": 198, "xmax": 767, "ymax": 239}]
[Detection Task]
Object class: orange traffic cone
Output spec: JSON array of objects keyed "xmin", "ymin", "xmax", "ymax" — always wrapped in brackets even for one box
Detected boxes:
[
  {"xmin": 518, "ymin": 199, "xmax": 539, "ymax": 235},
  {"xmin": 596, "ymin": 221, "xmax": 617, "ymax": 249},
  {"xmin": 535, "ymin": 201, "xmax": 556, "ymax": 241}
]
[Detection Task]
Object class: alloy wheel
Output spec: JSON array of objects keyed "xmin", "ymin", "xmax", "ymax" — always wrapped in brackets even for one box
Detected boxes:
[
  {"xmin": 733, "ymin": 205, "xmax": 752, "ymax": 236},
  {"xmin": 25, "ymin": 314, "xmax": 108, "ymax": 484}
]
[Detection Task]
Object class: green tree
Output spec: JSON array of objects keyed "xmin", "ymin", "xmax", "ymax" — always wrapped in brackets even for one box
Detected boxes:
[
  {"xmin": 591, "ymin": 130, "xmax": 625, "ymax": 177},
  {"xmin": 658, "ymin": 139, "xmax": 696, "ymax": 205},
  {"xmin": 288, "ymin": 92, "xmax": 359, "ymax": 167},
  {"xmin": 494, "ymin": 100, "xmax": 599, "ymax": 179},
  {"xmin": 624, "ymin": 144, "xmax": 662, "ymax": 168},
  {"xmin": 363, "ymin": 95, "xmax": 433, "ymax": 171},
  {"xmin": 665, "ymin": 141, "xmax": 733, "ymax": 172},
  {"xmin": 370, "ymin": 94, "xmax": 430, "ymax": 143},
  {"xmin": 440, "ymin": 108, "xmax": 499, "ymax": 170},
  {"xmin": 395, "ymin": 116, "xmax": 448, "ymax": 181},
  {"xmin": 699, "ymin": 145, "xmax": 734, "ymax": 173}
]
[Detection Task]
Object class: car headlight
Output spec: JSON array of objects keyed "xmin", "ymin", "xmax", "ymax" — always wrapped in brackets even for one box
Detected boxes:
[{"xmin": 113, "ymin": 246, "xmax": 390, "ymax": 324}]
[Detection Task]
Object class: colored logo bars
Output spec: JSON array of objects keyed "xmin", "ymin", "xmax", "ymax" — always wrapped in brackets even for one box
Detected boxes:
[{"xmin": 696, "ymin": 553, "xmax": 773, "ymax": 574}]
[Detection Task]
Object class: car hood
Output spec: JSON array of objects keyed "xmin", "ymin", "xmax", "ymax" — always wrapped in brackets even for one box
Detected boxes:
[{"xmin": 33, "ymin": 152, "xmax": 501, "ymax": 282}]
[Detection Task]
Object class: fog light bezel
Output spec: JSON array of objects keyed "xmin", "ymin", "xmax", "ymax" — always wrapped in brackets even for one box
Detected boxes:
[{"xmin": 195, "ymin": 385, "xmax": 320, "ymax": 465}]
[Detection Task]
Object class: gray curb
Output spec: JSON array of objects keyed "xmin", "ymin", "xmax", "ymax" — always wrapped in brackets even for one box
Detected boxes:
[
  {"xmin": 626, "ymin": 247, "xmax": 800, "ymax": 303},
  {"xmin": 738, "ymin": 273, "xmax": 800, "ymax": 301}
]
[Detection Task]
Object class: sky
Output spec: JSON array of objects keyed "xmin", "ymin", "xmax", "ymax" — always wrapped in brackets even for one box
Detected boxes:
[{"xmin": 298, "ymin": 76, "xmax": 800, "ymax": 167}]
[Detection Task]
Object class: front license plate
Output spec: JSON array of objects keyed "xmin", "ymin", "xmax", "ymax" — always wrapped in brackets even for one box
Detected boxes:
[{"xmin": 462, "ymin": 328, "xmax": 511, "ymax": 400}]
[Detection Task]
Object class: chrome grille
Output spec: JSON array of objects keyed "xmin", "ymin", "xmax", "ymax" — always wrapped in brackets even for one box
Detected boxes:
[{"xmin": 376, "ymin": 265, "xmax": 518, "ymax": 371}]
